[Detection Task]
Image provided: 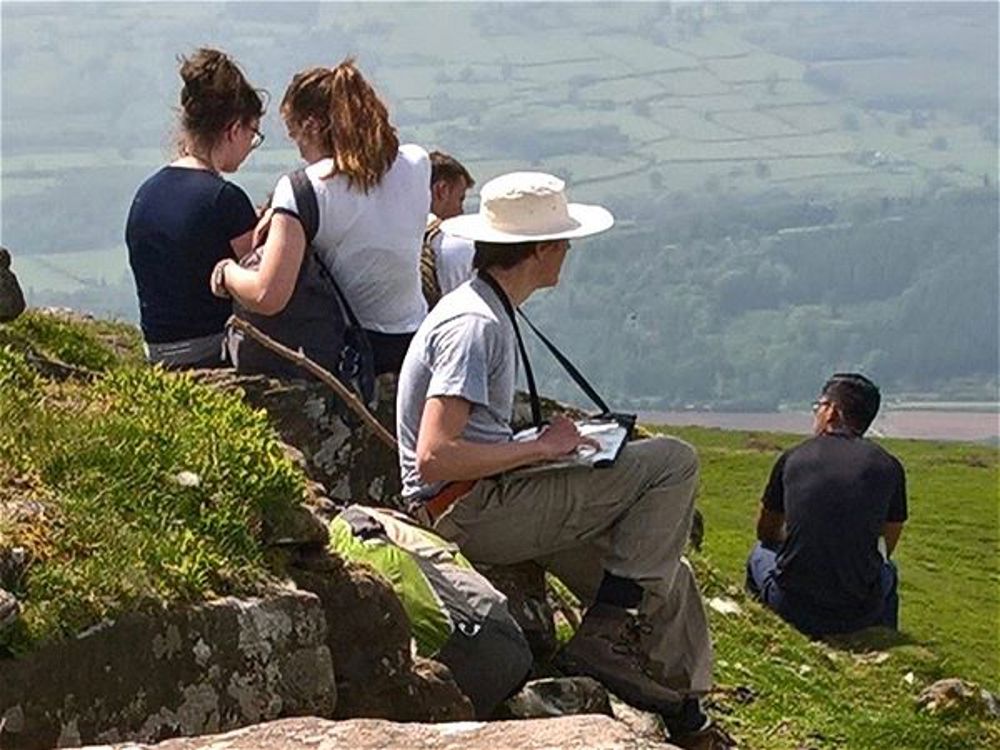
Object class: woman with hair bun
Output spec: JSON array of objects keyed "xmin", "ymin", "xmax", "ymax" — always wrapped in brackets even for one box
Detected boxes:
[
  {"xmin": 126, "ymin": 47, "xmax": 265, "ymax": 369},
  {"xmin": 213, "ymin": 58, "xmax": 430, "ymax": 378}
]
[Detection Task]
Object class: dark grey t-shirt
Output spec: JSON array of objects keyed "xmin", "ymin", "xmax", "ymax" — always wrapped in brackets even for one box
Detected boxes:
[
  {"xmin": 764, "ymin": 433, "xmax": 907, "ymax": 620},
  {"xmin": 396, "ymin": 275, "xmax": 517, "ymax": 499}
]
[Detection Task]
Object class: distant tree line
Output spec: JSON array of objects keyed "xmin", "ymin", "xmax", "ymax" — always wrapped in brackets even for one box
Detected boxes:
[{"xmin": 523, "ymin": 186, "xmax": 999, "ymax": 409}]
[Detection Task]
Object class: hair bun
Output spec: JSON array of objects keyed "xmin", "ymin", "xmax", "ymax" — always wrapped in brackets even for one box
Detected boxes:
[
  {"xmin": 174, "ymin": 47, "xmax": 265, "ymax": 148},
  {"xmin": 180, "ymin": 48, "xmax": 238, "ymax": 111}
]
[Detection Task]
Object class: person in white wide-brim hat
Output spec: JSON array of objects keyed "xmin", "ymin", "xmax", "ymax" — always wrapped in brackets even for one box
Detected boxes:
[
  {"xmin": 441, "ymin": 170, "xmax": 614, "ymax": 243},
  {"xmin": 395, "ymin": 172, "xmax": 728, "ymax": 748}
]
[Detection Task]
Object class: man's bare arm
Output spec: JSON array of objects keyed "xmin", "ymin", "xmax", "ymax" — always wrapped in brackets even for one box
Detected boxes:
[
  {"xmin": 756, "ymin": 505, "xmax": 786, "ymax": 545},
  {"xmin": 882, "ymin": 522, "xmax": 904, "ymax": 557},
  {"xmin": 416, "ymin": 396, "xmax": 589, "ymax": 484}
]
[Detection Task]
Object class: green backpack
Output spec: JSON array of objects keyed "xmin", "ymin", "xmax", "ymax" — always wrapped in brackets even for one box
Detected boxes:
[{"xmin": 329, "ymin": 504, "xmax": 532, "ymax": 717}]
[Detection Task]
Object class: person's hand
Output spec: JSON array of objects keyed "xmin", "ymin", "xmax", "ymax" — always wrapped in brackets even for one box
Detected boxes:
[
  {"xmin": 252, "ymin": 207, "xmax": 274, "ymax": 249},
  {"xmin": 536, "ymin": 415, "xmax": 600, "ymax": 460},
  {"xmin": 210, "ymin": 259, "xmax": 234, "ymax": 298}
]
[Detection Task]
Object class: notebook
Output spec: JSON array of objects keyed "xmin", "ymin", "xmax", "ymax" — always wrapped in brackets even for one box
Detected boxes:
[{"xmin": 507, "ymin": 418, "xmax": 630, "ymax": 477}]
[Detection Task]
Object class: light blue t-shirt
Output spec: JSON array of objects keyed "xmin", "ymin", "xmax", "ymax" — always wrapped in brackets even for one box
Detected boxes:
[{"xmin": 396, "ymin": 274, "xmax": 517, "ymax": 499}]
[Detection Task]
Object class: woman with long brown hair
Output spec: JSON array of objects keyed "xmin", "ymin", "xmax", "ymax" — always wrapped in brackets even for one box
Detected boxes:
[
  {"xmin": 126, "ymin": 47, "xmax": 265, "ymax": 369},
  {"xmin": 212, "ymin": 58, "xmax": 430, "ymax": 377}
]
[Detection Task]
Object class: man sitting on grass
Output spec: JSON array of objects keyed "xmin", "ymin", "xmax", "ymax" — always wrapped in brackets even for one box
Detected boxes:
[{"xmin": 746, "ymin": 373, "xmax": 907, "ymax": 636}]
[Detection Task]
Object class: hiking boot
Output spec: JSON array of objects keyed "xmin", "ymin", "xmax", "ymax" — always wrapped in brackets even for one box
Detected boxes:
[
  {"xmin": 554, "ymin": 602, "xmax": 683, "ymax": 712},
  {"xmin": 670, "ymin": 721, "xmax": 737, "ymax": 750}
]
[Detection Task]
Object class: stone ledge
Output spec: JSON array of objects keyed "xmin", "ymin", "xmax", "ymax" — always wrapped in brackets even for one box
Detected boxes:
[{"xmin": 79, "ymin": 714, "xmax": 678, "ymax": 749}]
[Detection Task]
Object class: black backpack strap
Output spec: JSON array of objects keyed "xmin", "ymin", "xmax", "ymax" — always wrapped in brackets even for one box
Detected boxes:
[
  {"xmin": 286, "ymin": 169, "xmax": 364, "ymax": 330},
  {"xmin": 517, "ymin": 309, "xmax": 611, "ymax": 415},
  {"xmin": 288, "ymin": 169, "xmax": 319, "ymax": 244},
  {"xmin": 478, "ymin": 271, "xmax": 544, "ymax": 429}
]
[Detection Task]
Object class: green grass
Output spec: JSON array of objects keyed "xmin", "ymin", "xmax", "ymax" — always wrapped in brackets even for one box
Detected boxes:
[
  {"xmin": 0, "ymin": 309, "xmax": 143, "ymax": 371},
  {"xmin": 696, "ymin": 559, "xmax": 998, "ymax": 749},
  {"xmin": 0, "ymin": 329, "xmax": 304, "ymax": 655},
  {"xmin": 643, "ymin": 424, "xmax": 998, "ymax": 748}
]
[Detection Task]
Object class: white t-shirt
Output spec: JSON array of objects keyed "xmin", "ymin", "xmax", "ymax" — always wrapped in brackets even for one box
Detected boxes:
[
  {"xmin": 427, "ymin": 213, "xmax": 475, "ymax": 296},
  {"xmin": 272, "ymin": 144, "xmax": 431, "ymax": 334}
]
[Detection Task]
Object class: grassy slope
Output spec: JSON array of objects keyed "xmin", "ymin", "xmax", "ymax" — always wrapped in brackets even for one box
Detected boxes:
[
  {"xmin": 651, "ymin": 424, "xmax": 998, "ymax": 748},
  {"xmin": 0, "ymin": 312, "xmax": 304, "ymax": 654}
]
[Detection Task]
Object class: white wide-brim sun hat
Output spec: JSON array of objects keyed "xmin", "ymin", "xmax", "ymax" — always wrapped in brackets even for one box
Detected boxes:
[{"xmin": 440, "ymin": 171, "xmax": 614, "ymax": 243}]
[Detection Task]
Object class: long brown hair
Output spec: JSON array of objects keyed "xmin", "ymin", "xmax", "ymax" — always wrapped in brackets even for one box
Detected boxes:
[
  {"xmin": 176, "ymin": 48, "xmax": 265, "ymax": 156},
  {"xmin": 281, "ymin": 58, "xmax": 399, "ymax": 193}
]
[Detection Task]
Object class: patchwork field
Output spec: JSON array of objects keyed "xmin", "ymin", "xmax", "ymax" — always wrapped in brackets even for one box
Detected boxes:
[{"xmin": 3, "ymin": 2, "xmax": 994, "ymax": 274}]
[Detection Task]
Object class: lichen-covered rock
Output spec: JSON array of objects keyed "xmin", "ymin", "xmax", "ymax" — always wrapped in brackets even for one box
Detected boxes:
[
  {"xmin": 917, "ymin": 678, "xmax": 1000, "ymax": 719},
  {"xmin": 193, "ymin": 371, "xmax": 403, "ymax": 510},
  {"xmin": 82, "ymin": 714, "xmax": 678, "ymax": 749},
  {"xmin": 0, "ymin": 588, "xmax": 19, "ymax": 631},
  {"xmin": 0, "ymin": 247, "xmax": 27, "ymax": 323},
  {"xmin": 499, "ymin": 676, "xmax": 613, "ymax": 719},
  {"xmin": 289, "ymin": 555, "xmax": 474, "ymax": 722},
  {"xmin": 0, "ymin": 590, "xmax": 335, "ymax": 750}
]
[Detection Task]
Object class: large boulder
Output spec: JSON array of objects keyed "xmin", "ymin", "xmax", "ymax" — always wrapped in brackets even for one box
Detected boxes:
[
  {"xmin": 0, "ymin": 247, "xmax": 26, "ymax": 323},
  {"xmin": 289, "ymin": 551, "xmax": 473, "ymax": 722},
  {"xmin": 477, "ymin": 561, "xmax": 559, "ymax": 663},
  {"xmin": 0, "ymin": 590, "xmax": 335, "ymax": 750},
  {"xmin": 81, "ymin": 715, "xmax": 678, "ymax": 749}
]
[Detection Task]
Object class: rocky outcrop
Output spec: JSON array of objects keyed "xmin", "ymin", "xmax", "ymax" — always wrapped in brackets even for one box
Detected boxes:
[
  {"xmin": 0, "ymin": 247, "xmax": 26, "ymax": 323},
  {"xmin": 0, "ymin": 590, "xmax": 335, "ymax": 750},
  {"xmin": 188, "ymin": 369, "xmax": 706, "ymax": 726},
  {"xmin": 193, "ymin": 371, "xmax": 403, "ymax": 509},
  {"xmin": 81, "ymin": 715, "xmax": 678, "ymax": 749},
  {"xmin": 917, "ymin": 678, "xmax": 1000, "ymax": 719}
]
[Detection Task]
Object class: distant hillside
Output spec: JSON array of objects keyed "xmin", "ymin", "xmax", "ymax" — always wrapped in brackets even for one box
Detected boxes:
[{"xmin": 1, "ymin": 2, "xmax": 996, "ymax": 409}]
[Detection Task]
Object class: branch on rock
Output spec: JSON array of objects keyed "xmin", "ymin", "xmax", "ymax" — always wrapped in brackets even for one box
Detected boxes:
[
  {"xmin": 24, "ymin": 349, "xmax": 98, "ymax": 383},
  {"xmin": 227, "ymin": 316, "xmax": 398, "ymax": 451}
]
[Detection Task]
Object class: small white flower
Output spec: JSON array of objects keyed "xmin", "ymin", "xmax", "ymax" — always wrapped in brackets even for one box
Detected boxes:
[
  {"xmin": 708, "ymin": 596, "xmax": 742, "ymax": 616},
  {"xmin": 174, "ymin": 471, "xmax": 201, "ymax": 488}
]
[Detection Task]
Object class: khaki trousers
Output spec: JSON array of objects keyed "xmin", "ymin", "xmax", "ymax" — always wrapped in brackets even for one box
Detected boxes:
[{"xmin": 432, "ymin": 436, "xmax": 714, "ymax": 693}]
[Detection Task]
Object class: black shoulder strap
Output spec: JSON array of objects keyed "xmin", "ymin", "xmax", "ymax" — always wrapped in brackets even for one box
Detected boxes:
[
  {"xmin": 478, "ymin": 272, "xmax": 613, "ymax": 427},
  {"xmin": 288, "ymin": 169, "xmax": 319, "ymax": 245},
  {"xmin": 517, "ymin": 309, "xmax": 611, "ymax": 415},
  {"xmin": 287, "ymin": 169, "xmax": 363, "ymax": 329},
  {"xmin": 478, "ymin": 271, "xmax": 544, "ymax": 429}
]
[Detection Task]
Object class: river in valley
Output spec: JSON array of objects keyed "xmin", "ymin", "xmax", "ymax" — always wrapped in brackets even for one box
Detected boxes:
[{"xmin": 638, "ymin": 408, "xmax": 999, "ymax": 443}]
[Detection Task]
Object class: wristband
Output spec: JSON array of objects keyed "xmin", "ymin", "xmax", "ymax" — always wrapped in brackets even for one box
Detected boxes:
[{"xmin": 213, "ymin": 261, "xmax": 231, "ymax": 299}]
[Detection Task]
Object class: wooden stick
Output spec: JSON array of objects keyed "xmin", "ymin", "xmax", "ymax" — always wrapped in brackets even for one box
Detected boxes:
[{"xmin": 227, "ymin": 315, "xmax": 398, "ymax": 451}]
